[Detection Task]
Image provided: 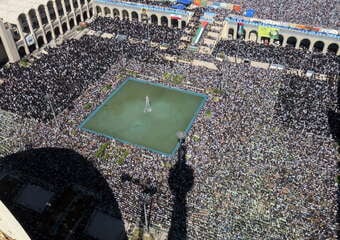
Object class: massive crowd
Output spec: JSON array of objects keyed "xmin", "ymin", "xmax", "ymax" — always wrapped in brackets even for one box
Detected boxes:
[
  {"xmin": 0, "ymin": 35, "xmax": 165, "ymax": 121},
  {"xmin": 90, "ymin": 17, "xmax": 183, "ymax": 46},
  {"xmin": 0, "ymin": 6, "xmax": 339, "ymax": 240},
  {"xmin": 232, "ymin": 0, "xmax": 338, "ymax": 29},
  {"xmin": 213, "ymin": 40, "xmax": 340, "ymax": 76}
]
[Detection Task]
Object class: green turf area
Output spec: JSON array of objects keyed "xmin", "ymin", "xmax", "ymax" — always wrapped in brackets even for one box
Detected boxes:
[{"xmin": 80, "ymin": 78, "xmax": 207, "ymax": 155}]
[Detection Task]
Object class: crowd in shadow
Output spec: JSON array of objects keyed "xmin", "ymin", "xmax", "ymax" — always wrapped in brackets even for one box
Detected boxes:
[
  {"xmin": 0, "ymin": 147, "xmax": 127, "ymax": 240},
  {"xmin": 168, "ymin": 138, "xmax": 194, "ymax": 240},
  {"xmin": 0, "ymin": 139, "xmax": 196, "ymax": 240},
  {"xmin": 120, "ymin": 137, "xmax": 195, "ymax": 240}
]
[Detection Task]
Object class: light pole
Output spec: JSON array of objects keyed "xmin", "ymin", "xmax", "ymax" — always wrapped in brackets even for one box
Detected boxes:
[{"xmin": 45, "ymin": 94, "xmax": 60, "ymax": 129}]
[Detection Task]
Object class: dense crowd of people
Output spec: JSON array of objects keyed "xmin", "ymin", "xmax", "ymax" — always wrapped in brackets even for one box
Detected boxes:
[
  {"xmin": 213, "ymin": 40, "xmax": 340, "ymax": 76},
  {"xmin": 232, "ymin": 0, "xmax": 338, "ymax": 29},
  {"xmin": 0, "ymin": 35, "xmax": 165, "ymax": 121},
  {"xmin": 0, "ymin": 6, "xmax": 339, "ymax": 240},
  {"xmin": 90, "ymin": 17, "xmax": 183, "ymax": 46},
  {"xmin": 125, "ymin": 0, "xmax": 338, "ymax": 29}
]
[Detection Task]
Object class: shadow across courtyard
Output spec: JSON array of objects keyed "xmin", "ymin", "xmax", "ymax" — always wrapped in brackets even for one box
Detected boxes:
[
  {"xmin": 120, "ymin": 136, "xmax": 195, "ymax": 240},
  {"xmin": 0, "ymin": 147, "xmax": 127, "ymax": 240},
  {"xmin": 168, "ymin": 137, "xmax": 194, "ymax": 240}
]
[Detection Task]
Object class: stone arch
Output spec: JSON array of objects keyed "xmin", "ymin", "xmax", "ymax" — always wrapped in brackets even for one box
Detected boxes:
[
  {"xmin": 62, "ymin": 22, "xmax": 68, "ymax": 33},
  {"xmin": 228, "ymin": 28, "xmax": 234, "ymax": 39},
  {"xmin": 260, "ymin": 36, "xmax": 270, "ymax": 44},
  {"xmin": 38, "ymin": 5, "xmax": 48, "ymax": 25},
  {"xmin": 122, "ymin": 10, "xmax": 129, "ymax": 20},
  {"xmin": 104, "ymin": 7, "xmax": 111, "ymax": 16},
  {"xmin": 18, "ymin": 46, "xmax": 26, "ymax": 58},
  {"xmin": 29, "ymin": 43, "xmax": 36, "ymax": 53},
  {"xmin": 72, "ymin": 0, "xmax": 79, "ymax": 9},
  {"xmin": 54, "ymin": 26, "xmax": 60, "ymax": 38},
  {"xmin": 113, "ymin": 8, "xmax": 120, "ymax": 18},
  {"xmin": 12, "ymin": 28, "xmax": 21, "ymax": 42},
  {"xmin": 161, "ymin": 16, "xmax": 168, "ymax": 26},
  {"xmin": 46, "ymin": 31, "xmax": 52, "ymax": 42},
  {"xmin": 89, "ymin": 8, "xmax": 93, "ymax": 17},
  {"xmin": 96, "ymin": 6, "xmax": 102, "ymax": 15},
  {"xmin": 313, "ymin": 41, "xmax": 324, "ymax": 52},
  {"xmin": 276, "ymin": 34, "xmax": 284, "ymax": 46},
  {"xmin": 286, "ymin": 36, "xmax": 297, "ymax": 47},
  {"xmin": 327, "ymin": 43, "xmax": 338, "ymax": 55},
  {"xmin": 151, "ymin": 14, "xmax": 158, "ymax": 25},
  {"xmin": 28, "ymin": 9, "xmax": 40, "ymax": 29},
  {"xmin": 69, "ymin": 18, "xmax": 75, "ymax": 28},
  {"xmin": 55, "ymin": 0, "xmax": 64, "ymax": 17},
  {"xmin": 181, "ymin": 20, "xmax": 186, "ymax": 29},
  {"xmin": 18, "ymin": 13, "xmax": 30, "ymax": 33},
  {"xmin": 248, "ymin": 30, "xmax": 257, "ymax": 42},
  {"xmin": 131, "ymin": 11, "xmax": 138, "ymax": 21},
  {"xmin": 299, "ymin": 38, "xmax": 310, "ymax": 50},
  {"xmin": 0, "ymin": 37, "xmax": 9, "ymax": 67},
  {"xmin": 47, "ymin": 1, "xmax": 56, "ymax": 20},
  {"xmin": 83, "ymin": 11, "xmax": 88, "ymax": 20},
  {"xmin": 171, "ymin": 18, "xmax": 178, "ymax": 28},
  {"xmin": 37, "ymin": 35, "xmax": 44, "ymax": 47},
  {"xmin": 76, "ymin": 14, "xmax": 81, "ymax": 24},
  {"xmin": 64, "ymin": 0, "xmax": 71, "ymax": 12}
]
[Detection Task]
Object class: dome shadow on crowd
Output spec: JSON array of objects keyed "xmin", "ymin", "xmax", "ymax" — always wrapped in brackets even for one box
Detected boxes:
[
  {"xmin": 167, "ymin": 139, "xmax": 194, "ymax": 240},
  {"xmin": 0, "ymin": 147, "xmax": 127, "ymax": 240}
]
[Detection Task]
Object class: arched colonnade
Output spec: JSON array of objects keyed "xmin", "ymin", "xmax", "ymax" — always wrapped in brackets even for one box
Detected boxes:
[
  {"xmin": 94, "ymin": 5, "xmax": 187, "ymax": 29},
  {"xmin": 227, "ymin": 25, "xmax": 339, "ymax": 55},
  {"xmin": 16, "ymin": 0, "xmax": 94, "ymax": 57}
]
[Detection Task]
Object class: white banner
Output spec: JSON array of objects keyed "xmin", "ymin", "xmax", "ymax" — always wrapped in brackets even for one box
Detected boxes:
[{"xmin": 25, "ymin": 34, "xmax": 35, "ymax": 46}]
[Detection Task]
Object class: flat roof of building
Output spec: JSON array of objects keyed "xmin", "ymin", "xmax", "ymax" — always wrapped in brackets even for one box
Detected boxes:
[{"xmin": 0, "ymin": 0, "xmax": 48, "ymax": 24}]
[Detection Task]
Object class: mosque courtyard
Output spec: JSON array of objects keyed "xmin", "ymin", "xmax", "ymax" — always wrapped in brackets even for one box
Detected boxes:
[{"xmin": 80, "ymin": 78, "xmax": 207, "ymax": 155}]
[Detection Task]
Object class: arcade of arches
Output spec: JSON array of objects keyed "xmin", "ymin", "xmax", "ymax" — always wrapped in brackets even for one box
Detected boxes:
[
  {"xmin": 228, "ymin": 27, "xmax": 339, "ymax": 55},
  {"xmin": 12, "ymin": 0, "xmax": 94, "ymax": 60},
  {"xmin": 94, "ymin": 5, "xmax": 186, "ymax": 29},
  {"xmin": 1, "ymin": 0, "xmax": 339, "ymax": 65}
]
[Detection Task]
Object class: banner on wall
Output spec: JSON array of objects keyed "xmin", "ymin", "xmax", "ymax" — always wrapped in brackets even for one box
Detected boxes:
[
  {"xmin": 25, "ymin": 35, "xmax": 35, "ymax": 46},
  {"xmin": 170, "ymin": 14, "xmax": 182, "ymax": 20},
  {"xmin": 258, "ymin": 26, "xmax": 279, "ymax": 39},
  {"xmin": 194, "ymin": 0, "xmax": 207, "ymax": 6},
  {"xmin": 295, "ymin": 24, "xmax": 320, "ymax": 32}
]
